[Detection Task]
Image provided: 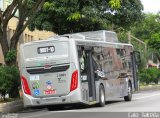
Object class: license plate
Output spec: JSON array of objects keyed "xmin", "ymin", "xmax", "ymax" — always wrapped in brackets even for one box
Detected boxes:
[{"xmin": 44, "ymin": 90, "xmax": 56, "ymax": 95}]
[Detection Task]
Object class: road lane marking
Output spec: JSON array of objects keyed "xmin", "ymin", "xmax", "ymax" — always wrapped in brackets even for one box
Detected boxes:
[{"xmin": 134, "ymin": 93, "xmax": 160, "ymax": 100}]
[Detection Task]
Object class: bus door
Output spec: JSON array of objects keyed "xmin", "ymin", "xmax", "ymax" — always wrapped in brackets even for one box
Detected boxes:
[
  {"xmin": 78, "ymin": 46, "xmax": 97, "ymax": 102},
  {"xmin": 86, "ymin": 49, "xmax": 97, "ymax": 101}
]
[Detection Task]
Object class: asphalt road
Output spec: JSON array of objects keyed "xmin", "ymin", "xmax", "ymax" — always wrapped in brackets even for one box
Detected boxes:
[{"xmin": 4, "ymin": 90, "xmax": 160, "ymax": 118}]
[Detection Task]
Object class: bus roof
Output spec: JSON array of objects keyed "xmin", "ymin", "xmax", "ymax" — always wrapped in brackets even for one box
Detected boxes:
[
  {"xmin": 61, "ymin": 30, "xmax": 119, "ymax": 43},
  {"xmin": 21, "ymin": 30, "xmax": 132, "ymax": 48}
]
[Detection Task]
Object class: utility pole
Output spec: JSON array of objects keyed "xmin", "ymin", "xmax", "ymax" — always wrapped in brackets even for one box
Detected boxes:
[
  {"xmin": 127, "ymin": 31, "xmax": 147, "ymax": 91},
  {"xmin": 128, "ymin": 31, "xmax": 131, "ymax": 44},
  {"xmin": 128, "ymin": 31, "xmax": 147, "ymax": 54}
]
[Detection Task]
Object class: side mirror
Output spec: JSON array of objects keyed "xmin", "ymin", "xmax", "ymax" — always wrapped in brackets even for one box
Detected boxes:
[{"xmin": 133, "ymin": 51, "xmax": 141, "ymax": 65}]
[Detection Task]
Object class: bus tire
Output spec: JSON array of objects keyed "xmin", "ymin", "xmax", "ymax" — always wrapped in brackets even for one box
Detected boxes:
[
  {"xmin": 124, "ymin": 82, "xmax": 132, "ymax": 101},
  {"xmin": 98, "ymin": 85, "xmax": 105, "ymax": 107}
]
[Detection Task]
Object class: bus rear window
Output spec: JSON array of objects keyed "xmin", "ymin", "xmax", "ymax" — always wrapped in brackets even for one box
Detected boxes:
[{"xmin": 23, "ymin": 42, "xmax": 69, "ymax": 60}]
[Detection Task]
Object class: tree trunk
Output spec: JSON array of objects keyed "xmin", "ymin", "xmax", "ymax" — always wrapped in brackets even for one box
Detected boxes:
[
  {"xmin": 10, "ymin": 15, "xmax": 25, "ymax": 50},
  {"xmin": 10, "ymin": 34, "xmax": 20, "ymax": 50},
  {"xmin": 0, "ymin": 27, "xmax": 9, "ymax": 58},
  {"xmin": 10, "ymin": 27, "xmax": 23, "ymax": 50}
]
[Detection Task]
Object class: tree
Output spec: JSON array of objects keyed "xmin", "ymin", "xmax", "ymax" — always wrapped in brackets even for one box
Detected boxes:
[
  {"xmin": 29, "ymin": 0, "xmax": 143, "ymax": 34},
  {"xmin": 0, "ymin": 0, "xmax": 45, "ymax": 65},
  {"xmin": 112, "ymin": 0, "xmax": 144, "ymax": 29},
  {"xmin": 131, "ymin": 13, "xmax": 160, "ymax": 62},
  {"xmin": 132, "ymin": 13, "xmax": 160, "ymax": 43}
]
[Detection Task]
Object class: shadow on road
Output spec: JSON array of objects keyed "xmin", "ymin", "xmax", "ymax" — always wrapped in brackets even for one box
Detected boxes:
[
  {"xmin": 19, "ymin": 100, "xmax": 123, "ymax": 113},
  {"xmin": 19, "ymin": 106, "xmax": 46, "ymax": 113}
]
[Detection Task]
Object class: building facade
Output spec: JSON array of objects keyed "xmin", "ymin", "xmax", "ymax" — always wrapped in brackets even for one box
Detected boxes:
[{"xmin": 0, "ymin": 0, "xmax": 55, "ymax": 64}]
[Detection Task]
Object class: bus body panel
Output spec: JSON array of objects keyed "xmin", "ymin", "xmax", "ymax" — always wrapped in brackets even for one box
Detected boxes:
[
  {"xmin": 75, "ymin": 40, "xmax": 133, "ymax": 102},
  {"xmin": 21, "ymin": 40, "xmax": 71, "ymax": 97},
  {"xmin": 19, "ymin": 31, "xmax": 136, "ymax": 107},
  {"xmin": 22, "ymin": 87, "xmax": 82, "ymax": 107}
]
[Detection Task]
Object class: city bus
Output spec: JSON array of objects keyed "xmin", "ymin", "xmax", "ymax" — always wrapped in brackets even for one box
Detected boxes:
[{"xmin": 19, "ymin": 30, "xmax": 139, "ymax": 110}]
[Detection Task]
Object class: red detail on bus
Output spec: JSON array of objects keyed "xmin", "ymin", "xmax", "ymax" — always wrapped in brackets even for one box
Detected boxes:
[
  {"xmin": 44, "ymin": 90, "xmax": 56, "ymax": 95},
  {"xmin": 44, "ymin": 64, "xmax": 52, "ymax": 69},
  {"xmin": 21, "ymin": 76, "xmax": 31, "ymax": 95},
  {"xmin": 70, "ymin": 70, "xmax": 78, "ymax": 92}
]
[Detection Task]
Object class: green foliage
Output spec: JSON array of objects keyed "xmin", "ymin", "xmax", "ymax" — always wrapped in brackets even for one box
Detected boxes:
[
  {"xmin": 67, "ymin": 12, "xmax": 82, "ymax": 21},
  {"xmin": 0, "ymin": 65, "xmax": 20, "ymax": 101},
  {"xmin": 109, "ymin": 0, "xmax": 121, "ymax": 9},
  {"xmin": 112, "ymin": 0, "xmax": 143, "ymax": 29},
  {"xmin": 116, "ymin": 28, "xmax": 128, "ymax": 43},
  {"xmin": 131, "ymin": 13, "xmax": 160, "ymax": 63},
  {"xmin": 148, "ymin": 32, "xmax": 160, "ymax": 50},
  {"xmin": 131, "ymin": 13, "xmax": 160, "ymax": 44},
  {"xmin": 29, "ymin": 0, "xmax": 143, "ymax": 34},
  {"xmin": 139, "ymin": 68, "xmax": 160, "ymax": 85},
  {"xmin": 5, "ymin": 50, "xmax": 17, "ymax": 65}
]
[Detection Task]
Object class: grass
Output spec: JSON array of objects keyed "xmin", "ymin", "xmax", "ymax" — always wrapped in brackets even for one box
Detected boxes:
[
  {"xmin": 140, "ymin": 83, "xmax": 160, "ymax": 87},
  {"xmin": 140, "ymin": 84, "xmax": 160, "ymax": 91}
]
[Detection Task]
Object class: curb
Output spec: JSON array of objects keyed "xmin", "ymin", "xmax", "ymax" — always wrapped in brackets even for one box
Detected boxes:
[
  {"xmin": 140, "ymin": 85, "xmax": 160, "ymax": 91},
  {"xmin": 0, "ymin": 100, "xmax": 24, "ymax": 113}
]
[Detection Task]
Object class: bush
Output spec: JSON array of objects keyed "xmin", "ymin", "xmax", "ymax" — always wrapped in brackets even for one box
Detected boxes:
[
  {"xmin": 5, "ymin": 50, "xmax": 17, "ymax": 65},
  {"xmin": 139, "ymin": 68, "xmax": 160, "ymax": 85},
  {"xmin": 0, "ymin": 65, "xmax": 20, "ymax": 101}
]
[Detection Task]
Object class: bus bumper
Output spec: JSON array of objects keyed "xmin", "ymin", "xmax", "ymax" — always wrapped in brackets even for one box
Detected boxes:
[{"xmin": 23, "ymin": 89, "xmax": 81, "ymax": 107}]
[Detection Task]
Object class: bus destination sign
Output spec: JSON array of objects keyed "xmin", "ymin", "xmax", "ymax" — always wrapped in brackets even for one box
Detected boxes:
[{"xmin": 37, "ymin": 46, "xmax": 55, "ymax": 54}]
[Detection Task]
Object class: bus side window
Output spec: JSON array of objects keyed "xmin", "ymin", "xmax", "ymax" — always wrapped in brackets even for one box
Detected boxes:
[{"xmin": 92, "ymin": 50, "xmax": 105, "ymax": 79}]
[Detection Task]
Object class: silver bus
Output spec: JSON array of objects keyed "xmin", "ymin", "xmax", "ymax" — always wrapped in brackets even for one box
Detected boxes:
[{"xmin": 19, "ymin": 30, "xmax": 138, "ymax": 109}]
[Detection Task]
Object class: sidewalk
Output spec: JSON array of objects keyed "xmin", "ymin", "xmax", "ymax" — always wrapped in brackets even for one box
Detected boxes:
[{"xmin": 0, "ymin": 100, "xmax": 24, "ymax": 113}]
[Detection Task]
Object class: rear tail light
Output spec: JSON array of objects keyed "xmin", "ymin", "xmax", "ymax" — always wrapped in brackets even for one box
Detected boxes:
[
  {"xmin": 70, "ymin": 70, "xmax": 78, "ymax": 92},
  {"xmin": 21, "ymin": 76, "xmax": 31, "ymax": 95}
]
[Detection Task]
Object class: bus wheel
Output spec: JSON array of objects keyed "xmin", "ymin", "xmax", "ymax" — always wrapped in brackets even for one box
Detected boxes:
[
  {"xmin": 124, "ymin": 82, "xmax": 132, "ymax": 101},
  {"xmin": 98, "ymin": 85, "xmax": 105, "ymax": 107}
]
